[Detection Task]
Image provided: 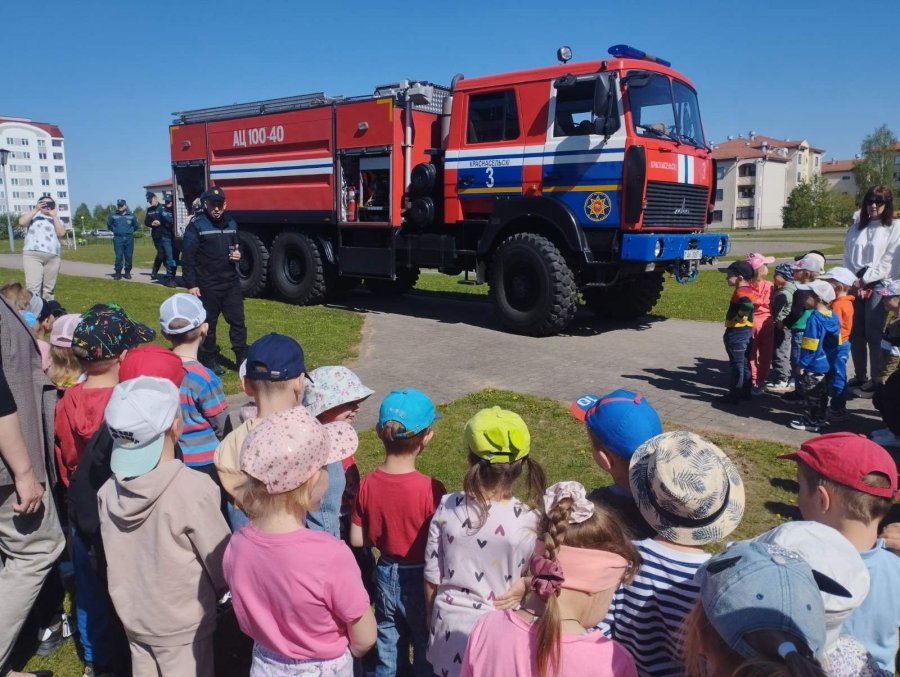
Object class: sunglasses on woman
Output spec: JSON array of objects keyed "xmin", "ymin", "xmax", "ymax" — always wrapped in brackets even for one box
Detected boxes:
[{"xmin": 866, "ymin": 198, "xmax": 885, "ymax": 206}]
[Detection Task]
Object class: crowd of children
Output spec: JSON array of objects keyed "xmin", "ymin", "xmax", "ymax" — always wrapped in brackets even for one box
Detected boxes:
[
  {"xmin": 720, "ymin": 250, "xmax": 900, "ymax": 439},
  {"xmin": 2, "ymin": 280, "xmax": 898, "ymax": 677}
]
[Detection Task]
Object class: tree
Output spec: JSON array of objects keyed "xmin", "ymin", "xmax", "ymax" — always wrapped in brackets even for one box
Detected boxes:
[
  {"xmin": 853, "ymin": 124, "xmax": 898, "ymax": 199},
  {"xmin": 783, "ymin": 175, "xmax": 848, "ymax": 229},
  {"xmin": 93, "ymin": 203, "xmax": 114, "ymax": 229},
  {"xmin": 73, "ymin": 203, "xmax": 93, "ymax": 232}
]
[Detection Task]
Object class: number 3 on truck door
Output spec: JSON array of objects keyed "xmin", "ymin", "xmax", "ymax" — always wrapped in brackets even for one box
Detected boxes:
[{"xmin": 485, "ymin": 166, "xmax": 494, "ymax": 188}]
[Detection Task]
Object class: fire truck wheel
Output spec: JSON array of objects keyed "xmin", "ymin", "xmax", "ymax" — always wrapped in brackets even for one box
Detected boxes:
[
  {"xmin": 584, "ymin": 272, "xmax": 665, "ymax": 320},
  {"xmin": 489, "ymin": 233, "xmax": 577, "ymax": 336},
  {"xmin": 365, "ymin": 267, "xmax": 420, "ymax": 296},
  {"xmin": 236, "ymin": 230, "xmax": 269, "ymax": 298},
  {"xmin": 269, "ymin": 231, "xmax": 328, "ymax": 305}
]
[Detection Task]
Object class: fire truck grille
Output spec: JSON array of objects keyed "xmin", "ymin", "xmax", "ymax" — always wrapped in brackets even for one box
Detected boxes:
[{"xmin": 643, "ymin": 182, "xmax": 709, "ymax": 228}]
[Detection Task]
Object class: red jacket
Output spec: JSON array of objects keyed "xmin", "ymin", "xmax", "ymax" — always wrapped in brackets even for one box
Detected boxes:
[{"xmin": 54, "ymin": 383, "xmax": 113, "ymax": 487}]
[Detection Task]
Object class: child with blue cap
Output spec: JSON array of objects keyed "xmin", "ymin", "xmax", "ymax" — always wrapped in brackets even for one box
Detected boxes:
[
  {"xmin": 570, "ymin": 389, "xmax": 662, "ymax": 540},
  {"xmin": 350, "ymin": 388, "xmax": 445, "ymax": 677}
]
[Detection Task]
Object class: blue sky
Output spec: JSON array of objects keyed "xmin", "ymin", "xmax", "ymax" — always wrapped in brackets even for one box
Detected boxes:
[{"xmin": 3, "ymin": 0, "xmax": 895, "ymax": 208}]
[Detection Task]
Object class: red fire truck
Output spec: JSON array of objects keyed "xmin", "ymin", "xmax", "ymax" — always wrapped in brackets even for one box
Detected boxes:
[{"xmin": 169, "ymin": 45, "xmax": 728, "ymax": 336}]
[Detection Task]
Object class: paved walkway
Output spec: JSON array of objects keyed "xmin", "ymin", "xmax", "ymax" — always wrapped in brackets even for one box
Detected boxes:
[{"xmin": 0, "ymin": 253, "xmax": 878, "ymax": 445}]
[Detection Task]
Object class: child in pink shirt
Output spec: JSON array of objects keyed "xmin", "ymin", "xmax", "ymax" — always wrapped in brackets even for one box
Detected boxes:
[
  {"xmin": 223, "ymin": 406, "xmax": 376, "ymax": 676},
  {"xmin": 461, "ymin": 482, "xmax": 639, "ymax": 677},
  {"xmin": 746, "ymin": 252, "xmax": 776, "ymax": 391}
]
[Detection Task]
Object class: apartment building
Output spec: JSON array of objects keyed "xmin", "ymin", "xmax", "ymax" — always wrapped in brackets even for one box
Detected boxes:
[
  {"xmin": 710, "ymin": 133, "xmax": 824, "ymax": 229},
  {"xmin": 822, "ymin": 143, "xmax": 900, "ymax": 197},
  {"xmin": 0, "ymin": 117, "xmax": 72, "ymax": 224}
]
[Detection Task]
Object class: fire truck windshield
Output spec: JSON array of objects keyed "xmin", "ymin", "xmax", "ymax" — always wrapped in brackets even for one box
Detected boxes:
[{"xmin": 628, "ymin": 73, "xmax": 706, "ymax": 149}]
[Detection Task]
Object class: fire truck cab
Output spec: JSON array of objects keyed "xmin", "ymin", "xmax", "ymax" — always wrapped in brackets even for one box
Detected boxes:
[{"xmin": 169, "ymin": 45, "xmax": 728, "ymax": 336}]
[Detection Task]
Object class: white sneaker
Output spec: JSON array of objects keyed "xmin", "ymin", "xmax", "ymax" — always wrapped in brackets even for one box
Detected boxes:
[{"xmin": 767, "ymin": 380, "xmax": 793, "ymax": 393}]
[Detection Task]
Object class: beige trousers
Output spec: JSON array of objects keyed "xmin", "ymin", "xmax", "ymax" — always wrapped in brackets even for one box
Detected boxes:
[
  {"xmin": 128, "ymin": 635, "xmax": 215, "ymax": 677},
  {"xmin": 0, "ymin": 484, "xmax": 65, "ymax": 669},
  {"xmin": 22, "ymin": 249, "xmax": 62, "ymax": 300}
]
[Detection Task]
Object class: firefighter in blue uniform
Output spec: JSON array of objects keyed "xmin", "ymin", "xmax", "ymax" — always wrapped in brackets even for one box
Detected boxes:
[
  {"xmin": 181, "ymin": 186, "xmax": 247, "ymax": 374},
  {"xmin": 145, "ymin": 192, "xmax": 178, "ymax": 286},
  {"xmin": 106, "ymin": 199, "xmax": 139, "ymax": 279}
]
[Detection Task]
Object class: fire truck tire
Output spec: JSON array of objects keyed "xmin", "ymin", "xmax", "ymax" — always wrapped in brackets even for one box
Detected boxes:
[
  {"xmin": 489, "ymin": 233, "xmax": 577, "ymax": 336},
  {"xmin": 269, "ymin": 231, "xmax": 328, "ymax": 305},
  {"xmin": 236, "ymin": 231, "xmax": 269, "ymax": 298},
  {"xmin": 365, "ymin": 267, "xmax": 420, "ymax": 296},
  {"xmin": 584, "ymin": 272, "xmax": 665, "ymax": 320}
]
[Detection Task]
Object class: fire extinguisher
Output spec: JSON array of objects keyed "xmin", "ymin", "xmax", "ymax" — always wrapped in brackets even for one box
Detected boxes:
[{"xmin": 346, "ymin": 185, "xmax": 357, "ymax": 222}]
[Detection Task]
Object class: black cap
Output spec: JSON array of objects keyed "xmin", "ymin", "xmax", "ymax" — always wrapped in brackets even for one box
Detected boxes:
[
  {"xmin": 145, "ymin": 191, "xmax": 157, "ymax": 201},
  {"xmin": 201, "ymin": 187, "xmax": 226, "ymax": 202},
  {"xmin": 163, "ymin": 192, "xmax": 173, "ymax": 203},
  {"xmin": 725, "ymin": 261, "xmax": 754, "ymax": 280},
  {"xmin": 38, "ymin": 299, "xmax": 65, "ymax": 323},
  {"xmin": 116, "ymin": 199, "xmax": 127, "ymax": 207}
]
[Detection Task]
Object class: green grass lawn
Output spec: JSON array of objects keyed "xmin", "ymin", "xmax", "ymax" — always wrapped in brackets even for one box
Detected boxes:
[
  {"xmin": 0, "ymin": 267, "xmax": 363, "ymax": 394},
  {"xmin": 1, "ymin": 236, "xmax": 161, "ymax": 268}
]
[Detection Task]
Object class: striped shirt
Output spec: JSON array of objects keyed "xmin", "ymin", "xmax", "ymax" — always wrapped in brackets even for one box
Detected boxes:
[
  {"xmin": 602, "ymin": 539, "xmax": 710, "ymax": 676},
  {"xmin": 178, "ymin": 359, "xmax": 228, "ymax": 467}
]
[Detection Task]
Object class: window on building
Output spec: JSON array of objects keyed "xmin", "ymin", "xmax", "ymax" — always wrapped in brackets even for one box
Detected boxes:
[
  {"xmin": 711, "ymin": 210, "xmax": 723, "ymax": 223},
  {"xmin": 52, "ymin": 153, "xmax": 63, "ymax": 160},
  {"xmin": 10, "ymin": 179, "xmax": 18, "ymax": 185},
  {"xmin": 894, "ymin": 155, "xmax": 900, "ymax": 165},
  {"xmin": 38, "ymin": 152, "xmax": 47, "ymax": 160},
  {"xmin": 52, "ymin": 140, "xmax": 62, "ymax": 147},
  {"xmin": 797, "ymin": 172, "xmax": 802, "ymax": 182},
  {"xmin": 4, "ymin": 138, "xmax": 11, "ymax": 145},
  {"xmin": 715, "ymin": 188, "xmax": 723, "ymax": 201},
  {"xmin": 738, "ymin": 186, "xmax": 755, "ymax": 199},
  {"xmin": 814, "ymin": 156, "xmax": 819, "ymax": 167},
  {"xmin": 39, "ymin": 165, "xmax": 48, "ymax": 173},
  {"xmin": 26, "ymin": 192, "xmax": 34, "ymax": 198},
  {"xmin": 738, "ymin": 164, "xmax": 756, "ymax": 177},
  {"xmin": 41, "ymin": 179, "xmax": 49, "ymax": 186},
  {"xmin": 20, "ymin": 152, "xmax": 30, "ymax": 159},
  {"xmin": 736, "ymin": 206, "xmax": 755, "ymax": 220},
  {"xmin": 54, "ymin": 165, "xmax": 64, "ymax": 173},
  {"xmin": 466, "ymin": 90, "xmax": 520, "ymax": 144},
  {"xmin": 37, "ymin": 139, "xmax": 46, "ymax": 147},
  {"xmin": 55, "ymin": 179, "xmax": 66, "ymax": 186},
  {"xmin": 59, "ymin": 203, "xmax": 68, "ymax": 211},
  {"xmin": 57, "ymin": 191, "xmax": 67, "ymax": 198},
  {"xmin": 716, "ymin": 165, "xmax": 726, "ymax": 179},
  {"xmin": 11, "ymin": 191, "xmax": 20, "ymax": 198}
]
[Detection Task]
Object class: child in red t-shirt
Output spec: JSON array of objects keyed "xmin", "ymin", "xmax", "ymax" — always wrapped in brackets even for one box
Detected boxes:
[{"xmin": 350, "ymin": 388, "xmax": 446, "ymax": 677}]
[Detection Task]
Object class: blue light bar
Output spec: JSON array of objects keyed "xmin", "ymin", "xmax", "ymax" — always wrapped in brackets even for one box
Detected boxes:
[{"xmin": 608, "ymin": 44, "xmax": 671, "ymax": 68}]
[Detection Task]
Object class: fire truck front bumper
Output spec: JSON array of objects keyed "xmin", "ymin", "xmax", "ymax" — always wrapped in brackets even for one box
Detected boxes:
[{"xmin": 618, "ymin": 232, "xmax": 729, "ymax": 263}]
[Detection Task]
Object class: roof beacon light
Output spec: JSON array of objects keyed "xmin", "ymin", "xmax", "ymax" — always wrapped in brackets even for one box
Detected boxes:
[
  {"xmin": 608, "ymin": 44, "xmax": 671, "ymax": 68},
  {"xmin": 557, "ymin": 46, "xmax": 573, "ymax": 64}
]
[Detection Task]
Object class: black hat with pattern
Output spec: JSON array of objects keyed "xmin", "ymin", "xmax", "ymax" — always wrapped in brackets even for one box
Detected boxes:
[{"xmin": 72, "ymin": 303, "xmax": 156, "ymax": 362}]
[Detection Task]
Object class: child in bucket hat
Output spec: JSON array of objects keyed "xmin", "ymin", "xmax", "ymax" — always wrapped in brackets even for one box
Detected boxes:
[
  {"xmin": 604, "ymin": 431, "xmax": 745, "ymax": 675},
  {"xmin": 461, "ymin": 481, "xmax": 640, "ymax": 677},
  {"xmin": 97, "ymin": 376, "xmax": 231, "ymax": 677},
  {"xmin": 779, "ymin": 433, "xmax": 900, "ymax": 671},
  {"xmin": 424, "ymin": 407, "xmax": 547, "ymax": 677},
  {"xmin": 223, "ymin": 406, "xmax": 375, "ymax": 675},
  {"xmin": 348, "ymin": 388, "xmax": 444, "ymax": 675},
  {"xmin": 571, "ymin": 390, "xmax": 661, "ymax": 539},
  {"xmin": 683, "ymin": 540, "xmax": 845, "ymax": 676},
  {"xmin": 303, "ymin": 366, "xmax": 375, "ymax": 541}
]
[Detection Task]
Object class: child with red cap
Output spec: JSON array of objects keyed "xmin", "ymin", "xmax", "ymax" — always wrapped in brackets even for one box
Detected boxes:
[{"xmin": 779, "ymin": 432, "xmax": 900, "ymax": 672}]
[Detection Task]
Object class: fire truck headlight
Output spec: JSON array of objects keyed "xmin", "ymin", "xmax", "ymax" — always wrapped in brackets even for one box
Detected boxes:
[
  {"xmin": 654, "ymin": 239, "xmax": 664, "ymax": 258},
  {"xmin": 556, "ymin": 46, "xmax": 572, "ymax": 64},
  {"xmin": 718, "ymin": 238, "xmax": 728, "ymax": 255}
]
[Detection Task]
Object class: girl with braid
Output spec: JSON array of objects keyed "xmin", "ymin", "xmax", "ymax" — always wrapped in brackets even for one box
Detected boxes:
[{"xmin": 460, "ymin": 481, "xmax": 640, "ymax": 676}]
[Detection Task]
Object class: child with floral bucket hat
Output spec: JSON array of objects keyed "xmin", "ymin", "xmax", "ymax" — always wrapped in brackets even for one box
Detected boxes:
[
  {"xmin": 223, "ymin": 406, "xmax": 375, "ymax": 675},
  {"xmin": 424, "ymin": 407, "xmax": 547, "ymax": 677},
  {"xmin": 603, "ymin": 431, "xmax": 745, "ymax": 675},
  {"xmin": 461, "ymin": 481, "xmax": 640, "ymax": 677}
]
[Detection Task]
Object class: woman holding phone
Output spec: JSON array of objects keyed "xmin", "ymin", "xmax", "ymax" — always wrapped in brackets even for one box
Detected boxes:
[
  {"xmin": 18, "ymin": 197, "xmax": 67, "ymax": 300},
  {"xmin": 843, "ymin": 185, "xmax": 900, "ymax": 394}
]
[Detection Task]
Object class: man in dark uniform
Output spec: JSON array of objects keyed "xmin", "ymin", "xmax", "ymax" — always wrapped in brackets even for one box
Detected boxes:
[
  {"xmin": 181, "ymin": 186, "xmax": 247, "ymax": 375},
  {"xmin": 145, "ymin": 192, "xmax": 166, "ymax": 281},
  {"xmin": 106, "ymin": 199, "xmax": 139, "ymax": 280}
]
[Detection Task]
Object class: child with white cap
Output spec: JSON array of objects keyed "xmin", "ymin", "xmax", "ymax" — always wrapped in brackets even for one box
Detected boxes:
[
  {"xmin": 789, "ymin": 280, "xmax": 840, "ymax": 432},
  {"xmin": 223, "ymin": 406, "xmax": 375, "ymax": 675},
  {"xmin": 755, "ymin": 521, "xmax": 886, "ymax": 676},
  {"xmin": 820, "ymin": 267, "xmax": 857, "ymax": 421},
  {"xmin": 98, "ymin": 376, "xmax": 231, "ymax": 676},
  {"xmin": 782, "ymin": 252, "xmax": 827, "ymax": 403}
]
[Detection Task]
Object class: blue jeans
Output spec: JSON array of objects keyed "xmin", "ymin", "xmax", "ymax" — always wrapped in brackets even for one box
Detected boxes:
[
  {"xmin": 830, "ymin": 341, "xmax": 851, "ymax": 411},
  {"xmin": 71, "ymin": 528, "xmax": 113, "ymax": 666},
  {"xmin": 723, "ymin": 327, "xmax": 752, "ymax": 395},
  {"xmin": 374, "ymin": 562, "xmax": 431, "ymax": 677},
  {"xmin": 159, "ymin": 235, "xmax": 177, "ymax": 276},
  {"xmin": 306, "ymin": 461, "xmax": 344, "ymax": 539},
  {"xmin": 112, "ymin": 235, "xmax": 134, "ymax": 273}
]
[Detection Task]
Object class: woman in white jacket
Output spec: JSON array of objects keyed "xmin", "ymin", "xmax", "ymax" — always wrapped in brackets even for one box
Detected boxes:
[{"xmin": 843, "ymin": 185, "xmax": 900, "ymax": 392}]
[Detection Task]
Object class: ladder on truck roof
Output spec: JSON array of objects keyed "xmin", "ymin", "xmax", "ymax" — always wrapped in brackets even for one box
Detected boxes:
[{"xmin": 172, "ymin": 92, "xmax": 343, "ymax": 124}]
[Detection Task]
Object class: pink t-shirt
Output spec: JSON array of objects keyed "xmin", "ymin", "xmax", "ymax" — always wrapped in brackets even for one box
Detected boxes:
[
  {"xmin": 461, "ymin": 610, "xmax": 637, "ymax": 677},
  {"xmin": 223, "ymin": 524, "xmax": 370, "ymax": 660}
]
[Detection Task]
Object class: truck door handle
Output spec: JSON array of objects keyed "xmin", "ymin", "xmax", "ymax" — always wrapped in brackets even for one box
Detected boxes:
[{"xmin": 458, "ymin": 175, "xmax": 474, "ymax": 187}]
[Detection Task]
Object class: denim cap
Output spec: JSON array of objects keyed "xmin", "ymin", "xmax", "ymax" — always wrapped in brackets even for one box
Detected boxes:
[
  {"xmin": 698, "ymin": 540, "xmax": 850, "ymax": 660},
  {"xmin": 303, "ymin": 366, "xmax": 374, "ymax": 417},
  {"xmin": 244, "ymin": 333, "xmax": 308, "ymax": 382},
  {"xmin": 464, "ymin": 406, "xmax": 530, "ymax": 464},
  {"xmin": 629, "ymin": 431, "xmax": 745, "ymax": 545},
  {"xmin": 755, "ymin": 522, "xmax": 869, "ymax": 649},
  {"xmin": 378, "ymin": 388, "xmax": 439, "ymax": 437},
  {"xmin": 774, "ymin": 263, "xmax": 794, "ymax": 281},
  {"xmin": 571, "ymin": 390, "xmax": 662, "ymax": 459}
]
